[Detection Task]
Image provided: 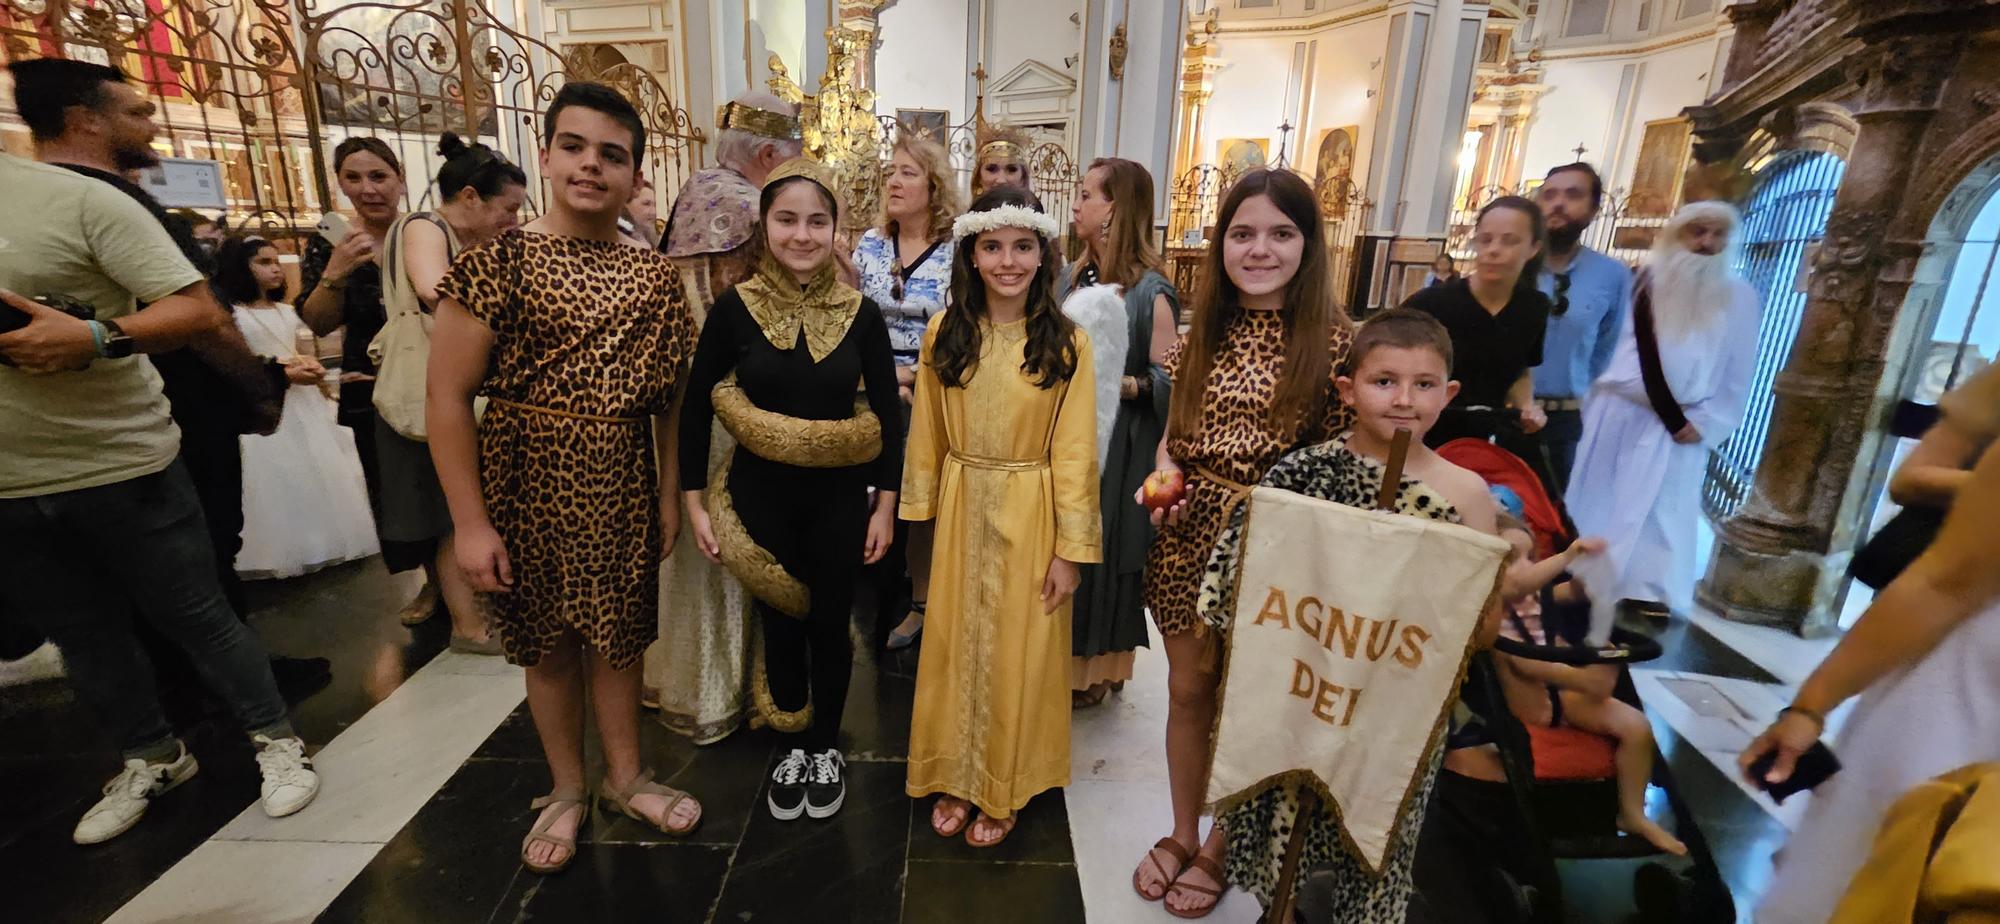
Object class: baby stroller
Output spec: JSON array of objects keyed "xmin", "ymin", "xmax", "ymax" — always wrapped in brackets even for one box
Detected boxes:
[{"xmin": 1422, "ymin": 438, "xmax": 1735, "ymax": 924}]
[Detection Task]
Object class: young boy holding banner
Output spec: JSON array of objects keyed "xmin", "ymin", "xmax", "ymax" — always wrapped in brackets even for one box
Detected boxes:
[{"xmin": 1193, "ymin": 308, "xmax": 1506, "ymax": 921}]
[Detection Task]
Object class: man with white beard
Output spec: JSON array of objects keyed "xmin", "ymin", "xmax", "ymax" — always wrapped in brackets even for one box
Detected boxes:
[{"xmin": 1564, "ymin": 201, "xmax": 1760, "ymax": 643}]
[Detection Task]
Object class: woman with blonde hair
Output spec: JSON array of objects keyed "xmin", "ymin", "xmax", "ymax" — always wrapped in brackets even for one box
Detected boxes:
[
  {"xmin": 1062, "ymin": 157, "xmax": 1180, "ymax": 707},
  {"xmin": 853, "ymin": 131, "xmax": 962, "ymax": 649},
  {"xmin": 972, "ymin": 122, "xmax": 1034, "ymax": 200}
]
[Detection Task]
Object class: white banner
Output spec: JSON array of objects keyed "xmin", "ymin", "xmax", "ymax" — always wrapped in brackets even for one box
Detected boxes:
[{"xmin": 1206, "ymin": 486, "xmax": 1509, "ymax": 873}]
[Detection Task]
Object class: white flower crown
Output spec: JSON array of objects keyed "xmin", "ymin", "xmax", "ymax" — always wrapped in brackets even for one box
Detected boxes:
[{"xmin": 952, "ymin": 204, "xmax": 1061, "ymax": 242}]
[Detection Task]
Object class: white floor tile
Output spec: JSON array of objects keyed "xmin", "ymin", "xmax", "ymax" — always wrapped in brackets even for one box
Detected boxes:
[
  {"xmin": 105, "ymin": 840, "xmax": 380, "ymax": 924},
  {"xmin": 1682, "ymin": 606, "xmax": 1838, "ymax": 688},
  {"xmin": 214, "ymin": 667, "xmax": 523, "ymax": 844},
  {"xmin": 1066, "ymin": 779, "xmax": 1261, "ymax": 924}
]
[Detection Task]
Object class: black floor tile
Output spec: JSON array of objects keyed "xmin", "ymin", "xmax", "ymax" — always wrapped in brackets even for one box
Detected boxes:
[
  {"xmin": 493, "ymin": 841, "xmax": 731, "ymax": 923},
  {"xmin": 318, "ymin": 760, "xmax": 553, "ymax": 924},
  {"xmin": 470, "ymin": 705, "xmax": 549, "ymax": 762},
  {"xmin": 1645, "ymin": 615, "xmax": 1779, "ymax": 686},
  {"xmin": 708, "ymin": 759, "xmax": 912, "ymax": 924},
  {"xmin": 841, "ymin": 649, "xmax": 917, "ymax": 760},
  {"xmin": 906, "ymin": 788, "xmax": 1075, "ymax": 864},
  {"xmin": 902, "ymin": 859, "xmax": 1086, "ymax": 924}
]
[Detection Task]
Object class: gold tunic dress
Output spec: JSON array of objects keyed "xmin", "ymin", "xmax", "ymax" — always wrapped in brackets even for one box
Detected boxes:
[{"xmin": 901, "ymin": 316, "xmax": 1102, "ymax": 817}]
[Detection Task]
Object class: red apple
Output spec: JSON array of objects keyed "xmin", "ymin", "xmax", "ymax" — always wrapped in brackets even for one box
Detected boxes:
[{"xmin": 1141, "ymin": 468, "xmax": 1187, "ymax": 511}]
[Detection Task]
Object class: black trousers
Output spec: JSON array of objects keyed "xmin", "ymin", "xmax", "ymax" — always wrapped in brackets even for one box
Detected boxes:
[
  {"xmin": 730, "ymin": 456, "xmax": 869, "ymax": 751},
  {"xmin": 136, "ymin": 431, "xmax": 246, "ymax": 698}
]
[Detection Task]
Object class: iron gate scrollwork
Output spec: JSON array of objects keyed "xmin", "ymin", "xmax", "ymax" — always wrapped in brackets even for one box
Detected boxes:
[{"xmin": 1, "ymin": 0, "xmax": 703, "ymax": 239}]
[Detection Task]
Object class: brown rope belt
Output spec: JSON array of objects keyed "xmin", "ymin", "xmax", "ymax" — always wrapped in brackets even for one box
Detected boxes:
[{"xmin": 485, "ymin": 396, "xmax": 645, "ymax": 426}]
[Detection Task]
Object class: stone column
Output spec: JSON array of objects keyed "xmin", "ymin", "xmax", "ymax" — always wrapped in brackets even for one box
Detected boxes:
[
  {"xmin": 1697, "ymin": 33, "xmax": 1966, "ymax": 636},
  {"xmin": 838, "ymin": 0, "xmax": 892, "ymax": 92},
  {"xmin": 1171, "ymin": 31, "xmax": 1223, "ymax": 186}
]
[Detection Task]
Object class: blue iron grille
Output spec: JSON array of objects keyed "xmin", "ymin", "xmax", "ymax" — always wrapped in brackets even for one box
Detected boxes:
[{"xmin": 1703, "ymin": 151, "xmax": 1849, "ymax": 520}]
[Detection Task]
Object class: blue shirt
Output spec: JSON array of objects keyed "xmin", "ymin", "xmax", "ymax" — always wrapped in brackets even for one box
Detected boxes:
[
  {"xmin": 1532, "ymin": 246, "xmax": 1632, "ymax": 400},
  {"xmin": 853, "ymin": 228, "xmax": 954, "ymax": 366}
]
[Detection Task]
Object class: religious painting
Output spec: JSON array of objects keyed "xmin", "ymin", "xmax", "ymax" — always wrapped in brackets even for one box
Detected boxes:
[
  {"xmin": 1217, "ymin": 137, "xmax": 1270, "ymax": 175},
  {"xmin": 1312, "ymin": 126, "xmax": 1360, "ymax": 186},
  {"xmin": 895, "ymin": 108, "xmax": 950, "ymax": 142},
  {"xmin": 1629, "ymin": 118, "xmax": 1692, "ymax": 217}
]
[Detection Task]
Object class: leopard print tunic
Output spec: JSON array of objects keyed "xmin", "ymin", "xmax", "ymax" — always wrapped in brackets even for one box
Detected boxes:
[
  {"xmin": 1195, "ymin": 435, "xmax": 1460, "ymax": 920},
  {"xmin": 437, "ymin": 231, "xmax": 696, "ymax": 669},
  {"xmin": 1143, "ymin": 310, "xmax": 1353, "ymax": 636}
]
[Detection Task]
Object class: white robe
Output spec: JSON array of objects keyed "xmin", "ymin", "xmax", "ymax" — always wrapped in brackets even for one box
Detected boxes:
[{"xmin": 1564, "ymin": 278, "xmax": 1760, "ymax": 644}]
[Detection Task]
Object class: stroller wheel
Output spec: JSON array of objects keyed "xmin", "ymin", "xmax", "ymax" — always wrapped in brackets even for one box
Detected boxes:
[{"xmin": 1634, "ymin": 861, "xmax": 1732, "ymax": 924}]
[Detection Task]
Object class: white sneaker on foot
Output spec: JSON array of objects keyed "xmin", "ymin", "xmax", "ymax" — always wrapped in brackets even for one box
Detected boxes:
[
  {"xmin": 253, "ymin": 735, "xmax": 319, "ymax": 818},
  {"xmin": 73, "ymin": 743, "xmax": 199, "ymax": 845}
]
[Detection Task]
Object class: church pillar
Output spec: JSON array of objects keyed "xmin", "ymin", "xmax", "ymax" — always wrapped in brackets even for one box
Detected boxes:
[
  {"xmin": 1697, "ymin": 33, "xmax": 1966, "ymax": 636},
  {"xmin": 1171, "ymin": 31, "xmax": 1222, "ymax": 187},
  {"xmin": 837, "ymin": 0, "xmax": 892, "ymax": 92},
  {"xmin": 1352, "ymin": 0, "xmax": 1487, "ymax": 314}
]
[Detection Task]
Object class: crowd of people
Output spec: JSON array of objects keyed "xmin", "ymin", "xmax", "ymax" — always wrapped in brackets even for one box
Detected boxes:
[{"xmin": 4, "ymin": 55, "xmax": 1997, "ymax": 924}]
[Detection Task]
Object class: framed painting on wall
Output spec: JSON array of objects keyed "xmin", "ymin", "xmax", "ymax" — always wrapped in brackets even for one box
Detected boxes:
[
  {"xmin": 1629, "ymin": 117, "xmax": 1693, "ymax": 217},
  {"xmin": 1217, "ymin": 137, "xmax": 1270, "ymax": 176},
  {"xmin": 1312, "ymin": 125, "xmax": 1360, "ymax": 187},
  {"xmin": 895, "ymin": 108, "xmax": 950, "ymax": 142}
]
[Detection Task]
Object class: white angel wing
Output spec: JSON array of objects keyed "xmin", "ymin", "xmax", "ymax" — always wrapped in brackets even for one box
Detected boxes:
[{"xmin": 1060, "ymin": 283, "xmax": 1131, "ymax": 469}]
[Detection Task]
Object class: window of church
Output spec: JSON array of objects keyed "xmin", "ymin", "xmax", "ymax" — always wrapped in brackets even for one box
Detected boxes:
[
  {"xmin": 1565, "ymin": 0, "xmax": 1612, "ymax": 36},
  {"xmin": 1637, "ymin": 0, "xmax": 1653, "ymax": 31},
  {"xmin": 1678, "ymin": 0, "xmax": 1715, "ymax": 19}
]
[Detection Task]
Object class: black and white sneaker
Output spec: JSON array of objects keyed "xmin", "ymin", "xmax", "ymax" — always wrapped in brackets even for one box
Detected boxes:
[
  {"xmin": 804, "ymin": 749, "xmax": 845, "ymax": 819},
  {"xmin": 768, "ymin": 748, "xmax": 809, "ymax": 820}
]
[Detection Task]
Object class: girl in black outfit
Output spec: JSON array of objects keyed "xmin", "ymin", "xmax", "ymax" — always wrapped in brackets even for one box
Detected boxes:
[{"xmin": 679, "ymin": 159, "xmax": 902, "ymax": 822}]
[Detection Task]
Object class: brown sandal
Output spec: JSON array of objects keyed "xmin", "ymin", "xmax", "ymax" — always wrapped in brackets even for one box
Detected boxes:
[
  {"xmin": 599, "ymin": 770, "xmax": 702, "ymax": 836},
  {"xmin": 1072, "ymin": 683, "xmax": 1109, "ymax": 709},
  {"xmin": 520, "ymin": 789, "xmax": 587, "ymax": 874},
  {"xmin": 1133, "ymin": 837, "xmax": 1192, "ymax": 901},
  {"xmin": 931, "ymin": 796, "xmax": 972, "ymax": 837},
  {"xmin": 964, "ymin": 811, "xmax": 1016, "ymax": 848},
  {"xmin": 1164, "ymin": 854, "xmax": 1228, "ymax": 919}
]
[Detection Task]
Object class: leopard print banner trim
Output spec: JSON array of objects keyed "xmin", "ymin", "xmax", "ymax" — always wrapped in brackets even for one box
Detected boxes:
[
  {"xmin": 707, "ymin": 451, "xmax": 811, "ymax": 617},
  {"xmin": 711, "ymin": 375, "xmax": 882, "ymax": 468}
]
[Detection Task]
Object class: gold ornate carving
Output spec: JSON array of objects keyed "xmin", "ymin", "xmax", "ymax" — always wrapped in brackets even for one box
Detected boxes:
[
  {"xmin": 767, "ymin": 26, "xmax": 886, "ymax": 230},
  {"xmin": 1109, "ymin": 23, "xmax": 1128, "ymax": 81}
]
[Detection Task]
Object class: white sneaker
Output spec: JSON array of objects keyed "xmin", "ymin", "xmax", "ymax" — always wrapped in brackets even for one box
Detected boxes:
[
  {"xmin": 73, "ymin": 743, "xmax": 199, "ymax": 845},
  {"xmin": 253, "ymin": 735, "xmax": 320, "ymax": 818}
]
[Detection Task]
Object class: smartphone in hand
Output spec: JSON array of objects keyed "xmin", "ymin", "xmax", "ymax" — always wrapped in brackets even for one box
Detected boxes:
[
  {"xmin": 1746, "ymin": 741, "xmax": 1842, "ymax": 804},
  {"xmin": 316, "ymin": 211, "xmax": 353, "ymax": 246}
]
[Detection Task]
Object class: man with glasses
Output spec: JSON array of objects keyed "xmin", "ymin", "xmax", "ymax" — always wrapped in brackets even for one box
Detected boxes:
[{"xmin": 1532, "ymin": 163, "xmax": 1632, "ymax": 493}]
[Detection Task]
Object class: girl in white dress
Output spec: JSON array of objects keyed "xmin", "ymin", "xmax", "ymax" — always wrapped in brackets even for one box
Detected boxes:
[{"xmin": 218, "ymin": 237, "xmax": 380, "ymax": 579}]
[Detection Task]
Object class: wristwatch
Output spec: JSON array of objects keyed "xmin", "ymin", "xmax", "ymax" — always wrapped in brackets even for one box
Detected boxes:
[{"xmin": 99, "ymin": 318, "xmax": 136, "ymax": 359}]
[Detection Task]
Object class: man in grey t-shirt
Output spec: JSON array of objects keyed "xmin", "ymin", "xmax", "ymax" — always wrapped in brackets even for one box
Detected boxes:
[{"xmin": 0, "ymin": 144, "xmax": 321, "ymax": 845}]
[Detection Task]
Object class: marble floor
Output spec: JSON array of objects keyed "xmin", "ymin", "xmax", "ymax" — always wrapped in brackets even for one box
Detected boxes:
[{"xmin": 0, "ymin": 554, "xmax": 1822, "ymax": 923}]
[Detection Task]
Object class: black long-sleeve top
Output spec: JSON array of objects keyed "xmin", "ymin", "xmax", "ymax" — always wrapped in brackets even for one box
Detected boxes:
[{"xmin": 679, "ymin": 287, "xmax": 904, "ymax": 492}]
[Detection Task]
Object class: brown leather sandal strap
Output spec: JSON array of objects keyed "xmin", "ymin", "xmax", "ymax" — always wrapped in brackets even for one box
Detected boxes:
[
  {"xmin": 1154, "ymin": 837, "xmax": 1193, "ymax": 864},
  {"xmin": 1171, "ymin": 855, "xmax": 1228, "ymax": 898}
]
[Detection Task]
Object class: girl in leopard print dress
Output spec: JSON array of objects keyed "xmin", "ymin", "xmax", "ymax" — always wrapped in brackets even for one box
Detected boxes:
[{"xmin": 1132, "ymin": 169, "xmax": 1354, "ymax": 918}]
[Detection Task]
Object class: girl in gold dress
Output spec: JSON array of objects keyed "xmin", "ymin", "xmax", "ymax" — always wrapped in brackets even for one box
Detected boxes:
[{"xmin": 902, "ymin": 187, "xmax": 1101, "ymax": 847}]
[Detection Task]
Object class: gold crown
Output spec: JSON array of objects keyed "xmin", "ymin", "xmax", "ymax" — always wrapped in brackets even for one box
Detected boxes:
[
  {"xmin": 717, "ymin": 101, "xmax": 802, "ymax": 141},
  {"xmin": 764, "ymin": 156, "xmax": 843, "ymax": 213},
  {"xmin": 978, "ymin": 140, "xmax": 1026, "ymax": 162}
]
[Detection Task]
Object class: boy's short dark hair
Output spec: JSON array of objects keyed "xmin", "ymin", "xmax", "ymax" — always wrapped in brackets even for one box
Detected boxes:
[
  {"xmin": 544, "ymin": 81, "xmax": 646, "ymax": 162},
  {"xmin": 8, "ymin": 59, "xmax": 128, "ymax": 141},
  {"xmin": 1347, "ymin": 307, "xmax": 1454, "ymax": 376}
]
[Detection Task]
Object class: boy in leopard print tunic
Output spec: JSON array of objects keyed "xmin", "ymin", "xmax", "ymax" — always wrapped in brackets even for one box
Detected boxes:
[{"xmin": 1195, "ymin": 309, "xmax": 1501, "ymax": 921}]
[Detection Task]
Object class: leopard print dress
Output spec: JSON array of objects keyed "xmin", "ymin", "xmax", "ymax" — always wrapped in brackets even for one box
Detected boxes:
[
  {"xmin": 1143, "ymin": 310, "xmax": 1354, "ymax": 636},
  {"xmin": 436, "ymin": 231, "xmax": 696, "ymax": 669},
  {"xmin": 1195, "ymin": 435, "xmax": 1460, "ymax": 920}
]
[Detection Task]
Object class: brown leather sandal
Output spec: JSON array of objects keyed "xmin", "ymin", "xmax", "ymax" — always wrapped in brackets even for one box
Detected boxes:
[
  {"xmin": 1164, "ymin": 853, "xmax": 1228, "ymax": 919},
  {"xmin": 964, "ymin": 811, "xmax": 1016, "ymax": 848},
  {"xmin": 1133, "ymin": 837, "xmax": 1191, "ymax": 902},
  {"xmin": 931, "ymin": 796, "xmax": 972, "ymax": 837},
  {"xmin": 599, "ymin": 770, "xmax": 702, "ymax": 836},
  {"xmin": 520, "ymin": 789, "xmax": 587, "ymax": 875}
]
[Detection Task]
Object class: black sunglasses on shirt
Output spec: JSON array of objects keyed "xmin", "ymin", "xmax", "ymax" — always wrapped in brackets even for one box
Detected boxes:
[{"xmin": 1552, "ymin": 271, "xmax": 1572, "ymax": 317}]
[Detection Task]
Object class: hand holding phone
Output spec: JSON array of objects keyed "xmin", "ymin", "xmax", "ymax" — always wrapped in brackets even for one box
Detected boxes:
[
  {"xmin": 316, "ymin": 211, "xmax": 353, "ymax": 246},
  {"xmin": 1740, "ymin": 707, "xmax": 1842, "ymax": 804},
  {"xmin": 1745, "ymin": 741, "xmax": 1841, "ymax": 804}
]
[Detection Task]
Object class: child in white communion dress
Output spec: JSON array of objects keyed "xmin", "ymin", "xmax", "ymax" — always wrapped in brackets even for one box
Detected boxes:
[{"xmin": 218, "ymin": 237, "xmax": 379, "ymax": 579}]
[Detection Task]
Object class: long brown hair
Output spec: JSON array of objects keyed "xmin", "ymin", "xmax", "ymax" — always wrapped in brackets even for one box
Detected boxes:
[
  {"xmin": 877, "ymin": 133, "xmax": 961, "ymax": 244},
  {"xmin": 932, "ymin": 186, "xmax": 1078, "ymax": 389},
  {"xmin": 1167, "ymin": 168, "xmax": 1350, "ymax": 440},
  {"xmin": 1083, "ymin": 157, "xmax": 1164, "ymax": 289}
]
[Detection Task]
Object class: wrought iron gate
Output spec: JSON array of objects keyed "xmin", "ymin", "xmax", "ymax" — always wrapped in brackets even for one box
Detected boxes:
[
  {"xmin": 1, "ymin": 0, "xmax": 703, "ymax": 239},
  {"xmin": 1701, "ymin": 150, "xmax": 1848, "ymax": 519}
]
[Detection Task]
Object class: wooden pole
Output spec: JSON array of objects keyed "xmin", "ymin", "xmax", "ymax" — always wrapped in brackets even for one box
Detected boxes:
[{"xmin": 1269, "ymin": 428, "xmax": 1413, "ymax": 922}]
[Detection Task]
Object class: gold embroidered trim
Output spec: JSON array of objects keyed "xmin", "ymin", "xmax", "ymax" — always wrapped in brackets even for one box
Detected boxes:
[
  {"xmin": 707, "ymin": 453, "xmax": 810, "ymax": 617},
  {"xmin": 736, "ymin": 253, "xmax": 864, "ymax": 363},
  {"xmin": 947, "ymin": 450, "xmax": 1046, "ymax": 471},
  {"xmin": 713, "ymin": 375, "xmax": 882, "ymax": 468}
]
